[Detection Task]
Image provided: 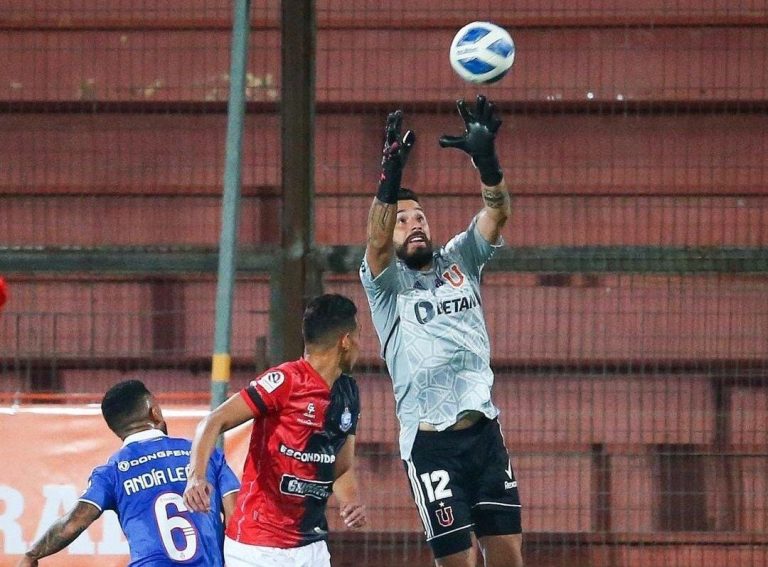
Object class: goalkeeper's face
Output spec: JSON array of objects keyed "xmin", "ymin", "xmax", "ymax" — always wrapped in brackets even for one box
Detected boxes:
[{"xmin": 394, "ymin": 199, "xmax": 433, "ymax": 271}]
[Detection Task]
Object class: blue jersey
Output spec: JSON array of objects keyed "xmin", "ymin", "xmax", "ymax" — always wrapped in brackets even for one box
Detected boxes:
[{"xmin": 80, "ymin": 430, "xmax": 240, "ymax": 566}]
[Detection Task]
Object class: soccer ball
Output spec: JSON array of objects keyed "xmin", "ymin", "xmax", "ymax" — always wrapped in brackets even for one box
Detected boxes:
[{"xmin": 449, "ymin": 21, "xmax": 515, "ymax": 84}]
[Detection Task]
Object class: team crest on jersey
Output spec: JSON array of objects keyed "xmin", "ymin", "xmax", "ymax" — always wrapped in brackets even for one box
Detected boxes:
[
  {"xmin": 256, "ymin": 371, "xmax": 285, "ymax": 393},
  {"xmin": 435, "ymin": 505, "xmax": 454, "ymax": 527},
  {"xmin": 340, "ymin": 406, "xmax": 353, "ymax": 432},
  {"xmin": 442, "ymin": 264, "xmax": 465, "ymax": 288}
]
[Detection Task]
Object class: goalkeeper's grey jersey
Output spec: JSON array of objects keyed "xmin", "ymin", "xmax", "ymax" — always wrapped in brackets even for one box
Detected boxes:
[{"xmin": 360, "ymin": 218, "xmax": 501, "ymax": 459}]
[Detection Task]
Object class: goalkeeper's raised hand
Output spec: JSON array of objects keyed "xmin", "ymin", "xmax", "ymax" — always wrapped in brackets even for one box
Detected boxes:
[
  {"xmin": 377, "ymin": 110, "xmax": 415, "ymax": 204},
  {"xmin": 439, "ymin": 95, "xmax": 503, "ymax": 186}
]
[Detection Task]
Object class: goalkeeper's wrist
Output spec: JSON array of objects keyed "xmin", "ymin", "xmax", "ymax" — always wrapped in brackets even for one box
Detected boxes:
[
  {"xmin": 376, "ymin": 173, "xmax": 401, "ymax": 204},
  {"xmin": 472, "ymin": 155, "xmax": 503, "ymax": 186}
]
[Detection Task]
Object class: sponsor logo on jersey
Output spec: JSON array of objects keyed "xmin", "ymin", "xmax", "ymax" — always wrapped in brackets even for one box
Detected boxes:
[
  {"xmin": 279, "ymin": 443, "xmax": 336, "ymax": 464},
  {"xmin": 280, "ymin": 474, "xmax": 333, "ymax": 500},
  {"xmin": 435, "ymin": 504, "xmax": 455, "ymax": 527},
  {"xmin": 256, "ymin": 370, "xmax": 285, "ymax": 393},
  {"xmin": 117, "ymin": 449, "xmax": 191, "ymax": 472},
  {"xmin": 340, "ymin": 406, "xmax": 353, "ymax": 432},
  {"xmin": 298, "ymin": 402, "xmax": 318, "ymax": 426},
  {"xmin": 413, "ymin": 293, "xmax": 479, "ymax": 324},
  {"xmin": 505, "ymin": 460, "xmax": 517, "ymax": 489}
]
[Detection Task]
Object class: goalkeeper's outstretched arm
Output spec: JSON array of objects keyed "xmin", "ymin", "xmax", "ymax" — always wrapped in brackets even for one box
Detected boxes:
[
  {"xmin": 365, "ymin": 110, "xmax": 415, "ymax": 277},
  {"xmin": 440, "ymin": 94, "xmax": 512, "ymax": 243}
]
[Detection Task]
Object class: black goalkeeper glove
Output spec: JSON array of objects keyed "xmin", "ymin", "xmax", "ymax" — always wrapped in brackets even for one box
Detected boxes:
[
  {"xmin": 377, "ymin": 110, "xmax": 415, "ymax": 204},
  {"xmin": 439, "ymin": 95, "xmax": 503, "ymax": 186}
]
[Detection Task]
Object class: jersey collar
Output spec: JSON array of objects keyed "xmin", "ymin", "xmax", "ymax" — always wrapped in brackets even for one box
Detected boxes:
[{"xmin": 122, "ymin": 428, "xmax": 166, "ymax": 447}]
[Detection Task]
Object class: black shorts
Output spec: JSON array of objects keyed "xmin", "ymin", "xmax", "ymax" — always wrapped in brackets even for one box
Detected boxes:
[{"xmin": 403, "ymin": 417, "xmax": 522, "ymax": 559}]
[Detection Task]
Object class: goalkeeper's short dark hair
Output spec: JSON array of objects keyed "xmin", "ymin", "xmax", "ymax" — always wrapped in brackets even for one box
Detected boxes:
[{"xmin": 397, "ymin": 187, "xmax": 419, "ymax": 203}]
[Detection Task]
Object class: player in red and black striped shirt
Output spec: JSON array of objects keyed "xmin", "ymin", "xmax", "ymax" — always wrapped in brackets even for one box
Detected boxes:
[{"xmin": 184, "ymin": 294, "xmax": 365, "ymax": 567}]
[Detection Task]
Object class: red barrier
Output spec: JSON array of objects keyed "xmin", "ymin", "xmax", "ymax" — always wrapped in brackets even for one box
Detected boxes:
[
  {"xmin": 3, "ymin": 113, "xmax": 767, "ymax": 199},
  {"xmin": 2, "ymin": 28, "xmax": 766, "ymax": 103}
]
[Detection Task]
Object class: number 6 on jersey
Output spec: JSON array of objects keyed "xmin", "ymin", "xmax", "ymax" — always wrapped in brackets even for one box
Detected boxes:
[{"xmin": 155, "ymin": 492, "xmax": 199, "ymax": 561}]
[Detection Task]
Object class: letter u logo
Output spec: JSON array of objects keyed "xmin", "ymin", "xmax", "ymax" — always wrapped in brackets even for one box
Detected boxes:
[
  {"xmin": 435, "ymin": 506, "xmax": 455, "ymax": 527},
  {"xmin": 442, "ymin": 264, "xmax": 465, "ymax": 288}
]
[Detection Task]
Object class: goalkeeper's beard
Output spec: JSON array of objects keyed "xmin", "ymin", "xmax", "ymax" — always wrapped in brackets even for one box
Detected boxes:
[{"xmin": 395, "ymin": 240, "xmax": 434, "ymax": 271}]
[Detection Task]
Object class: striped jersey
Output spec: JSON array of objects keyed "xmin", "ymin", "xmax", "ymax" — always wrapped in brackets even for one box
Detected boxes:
[
  {"xmin": 229, "ymin": 359, "xmax": 359, "ymax": 548},
  {"xmin": 360, "ymin": 217, "xmax": 501, "ymax": 459}
]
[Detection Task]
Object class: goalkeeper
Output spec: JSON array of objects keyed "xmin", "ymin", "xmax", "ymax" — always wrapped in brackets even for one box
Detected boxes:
[{"xmin": 359, "ymin": 95, "xmax": 523, "ymax": 567}]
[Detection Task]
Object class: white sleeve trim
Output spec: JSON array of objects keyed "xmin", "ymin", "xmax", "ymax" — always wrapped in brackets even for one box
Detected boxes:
[{"xmin": 77, "ymin": 498, "xmax": 103, "ymax": 512}]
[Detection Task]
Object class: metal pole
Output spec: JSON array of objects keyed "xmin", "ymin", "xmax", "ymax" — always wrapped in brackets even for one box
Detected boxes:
[
  {"xmin": 211, "ymin": 0, "xmax": 251, "ymax": 413},
  {"xmin": 271, "ymin": 0, "xmax": 317, "ymax": 364}
]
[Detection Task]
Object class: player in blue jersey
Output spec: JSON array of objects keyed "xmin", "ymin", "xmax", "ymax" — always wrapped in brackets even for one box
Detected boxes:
[
  {"xmin": 17, "ymin": 380, "xmax": 240, "ymax": 567},
  {"xmin": 360, "ymin": 96, "xmax": 523, "ymax": 567}
]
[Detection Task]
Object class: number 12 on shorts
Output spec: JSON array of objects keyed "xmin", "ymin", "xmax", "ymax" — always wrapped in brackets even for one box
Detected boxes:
[{"xmin": 419, "ymin": 470, "xmax": 453, "ymax": 502}]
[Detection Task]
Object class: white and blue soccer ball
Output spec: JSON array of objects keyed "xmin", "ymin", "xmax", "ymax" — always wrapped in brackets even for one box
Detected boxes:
[{"xmin": 449, "ymin": 21, "xmax": 515, "ymax": 84}]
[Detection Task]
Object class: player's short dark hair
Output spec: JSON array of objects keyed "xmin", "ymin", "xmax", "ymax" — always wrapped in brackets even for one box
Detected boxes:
[
  {"xmin": 397, "ymin": 187, "xmax": 419, "ymax": 203},
  {"xmin": 101, "ymin": 379, "xmax": 151, "ymax": 434},
  {"xmin": 302, "ymin": 294, "xmax": 357, "ymax": 347}
]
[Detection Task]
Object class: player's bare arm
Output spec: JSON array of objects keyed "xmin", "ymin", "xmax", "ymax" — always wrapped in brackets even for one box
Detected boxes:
[
  {"xmin": 184, "ymin": 393, "xmax": 253, "ymax": 513},
  {"xmin": 366, "ymin": 110, "xmax": 415, "ymax": 277},
  {"xmin": 333, "ymin": 436, "xmax": 367, "ymax": 528},
  {"xmin": 476, "ymin": 177, "xmax": 511, "ymax": 244},
  {"xmin": 18, "ymin": 501, "xmax": 101, "ymax": 566},
  {"xmin": 440, "ymin": 94, "xmax": 511, "ymax": 243},
  {"xmin": 222, "ymin": 491, "xmax": 238, "ymax": 526},
  {"xmin": 366, "ymin": 199, "xmax": 397, "ymax": 276}
]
